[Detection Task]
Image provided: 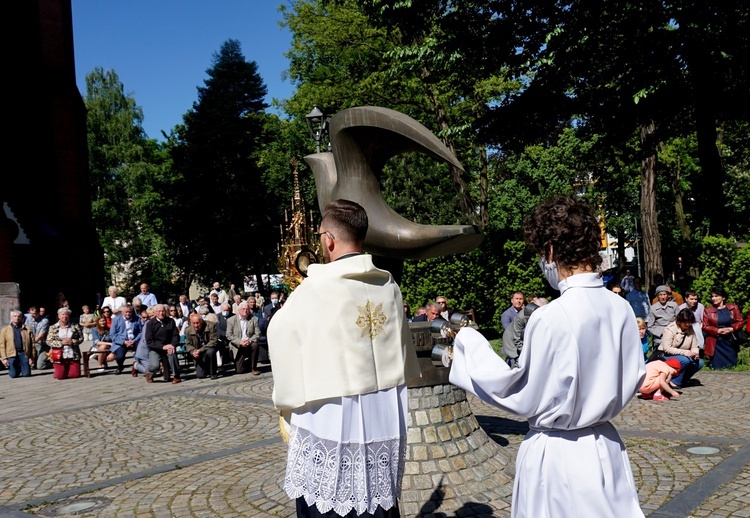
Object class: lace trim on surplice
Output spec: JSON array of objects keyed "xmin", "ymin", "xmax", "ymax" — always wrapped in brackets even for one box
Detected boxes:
[{"xmin": 283, "ymin": 424, "xmax": 406, "ymax": 516}]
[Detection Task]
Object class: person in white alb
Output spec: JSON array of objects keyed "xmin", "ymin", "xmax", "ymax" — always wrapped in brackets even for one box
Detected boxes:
[
  {"xmin": 268, "ymin": 199, "xmax": 421, "ymax": 518},
  {"xmin": 448, "ymin": 195, "xmax": 646, "ymax": 518}
]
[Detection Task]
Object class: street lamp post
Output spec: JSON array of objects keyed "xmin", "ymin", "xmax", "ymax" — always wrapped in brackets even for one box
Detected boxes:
[{"xmin": 305, "ymin": 106, "xmax": 331, "ymax": 153}]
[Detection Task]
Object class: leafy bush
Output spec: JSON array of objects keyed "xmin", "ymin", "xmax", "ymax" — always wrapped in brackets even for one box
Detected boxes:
[
  {"xmin": 692, "ymin": 236, "xmax": 749, "ymax": 313},
  {"xmin": 726, "ymin": 245, "xmax": 750, "ymax": 314}
]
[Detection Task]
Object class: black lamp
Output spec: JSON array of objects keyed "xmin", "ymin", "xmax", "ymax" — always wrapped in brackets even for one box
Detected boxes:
[{"xmin": 305, "ymin": 106, "xmax": 330, "ymax": 153}]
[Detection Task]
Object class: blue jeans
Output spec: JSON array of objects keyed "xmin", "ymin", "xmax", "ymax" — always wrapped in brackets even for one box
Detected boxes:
[
  {"xmin": 8, "ymin": 352, "xmax": 32, "ymax": 378},
  {"xmin": 664, "ymin": 354, "xmax": 703, "ymax": 386}
]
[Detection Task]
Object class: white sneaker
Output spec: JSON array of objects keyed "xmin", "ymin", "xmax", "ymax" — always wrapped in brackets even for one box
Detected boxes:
[{"xmin": 97, "ymin": 368, "xmax": 105, "ymax": 373}]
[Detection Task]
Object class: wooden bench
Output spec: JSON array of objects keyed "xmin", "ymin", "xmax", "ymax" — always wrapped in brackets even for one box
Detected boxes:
[{"xmin": 81, "ymin": 350, "xmax": 110, "ymax": 378}]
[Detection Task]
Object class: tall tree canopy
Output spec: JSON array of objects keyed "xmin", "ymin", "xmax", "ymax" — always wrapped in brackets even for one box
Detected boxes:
[
  {"xmin": 353, "ymin": 0, "xmax": 750, "ymax": 288},
  {"xmin": 84, "ymin": 67, "xmax": 174, "ymax": 295},
  {"xmin": 166, "ymin": 39, "xmax": 276, "ymax": 289}
]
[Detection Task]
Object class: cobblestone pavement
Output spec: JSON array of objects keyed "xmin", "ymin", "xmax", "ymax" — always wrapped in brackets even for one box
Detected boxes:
[{"xmin": 0, "ymin": 360, "xmax": 747, "ymax": 517}]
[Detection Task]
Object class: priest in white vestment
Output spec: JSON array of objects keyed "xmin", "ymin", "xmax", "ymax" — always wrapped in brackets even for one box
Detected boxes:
[
  {"xmin": 449, "ymin": 195, "xmax": 646, "ymax": 518},
  {"xmin": 268, "ymin": 199, "xmax": 421, "ymax": 518}
]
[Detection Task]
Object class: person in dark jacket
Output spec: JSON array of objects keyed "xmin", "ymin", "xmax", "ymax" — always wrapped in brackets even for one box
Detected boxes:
[
  {"xmin": 144, "ymin": 304, "xmax": 181, "ymax": 383},
  {"xmin": 185, "ymin": 313, "xmax": 220, "ymax": 379}
]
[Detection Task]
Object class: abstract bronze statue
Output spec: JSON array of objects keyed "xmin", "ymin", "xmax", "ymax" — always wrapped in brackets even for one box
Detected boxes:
[{"xmin": 304, "ymin": 106, "xmax": 483, "ymax": 260}]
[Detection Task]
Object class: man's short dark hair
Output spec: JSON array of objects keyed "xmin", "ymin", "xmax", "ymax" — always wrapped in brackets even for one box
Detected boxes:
[
  {"xmin": 321, "ymin": 199, "xmax": 368, "ymax": 244},
  {"xmin": 685, "ymin": 289, "xmax": 698, "ymax": 298}
]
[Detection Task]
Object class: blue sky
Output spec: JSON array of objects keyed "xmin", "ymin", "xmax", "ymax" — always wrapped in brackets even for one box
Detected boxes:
[{"xmin": 72, "ymin": 1, "xmax": 295, "ymax": 141}]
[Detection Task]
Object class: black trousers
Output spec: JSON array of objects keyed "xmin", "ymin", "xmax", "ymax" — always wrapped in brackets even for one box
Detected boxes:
[
  {"xmin": 234, "ymin": 342, "xmax": 259, "ymax": 373},
  {"xmin": 193, "ymin": 347, "xmax": 218, "ymax": 378},
  {"xmin": 295, "ymin": 498, "xmax": 400, "ymax": 518}
]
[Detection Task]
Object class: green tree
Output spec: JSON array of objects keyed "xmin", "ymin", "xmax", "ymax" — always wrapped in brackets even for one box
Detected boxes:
[
  {"xmin": 84, "ymin": 67, "xmax": 175, "ymax": 296},
  {"xmin": 692, "ymin": 236, "xmax": 737, "ymax": 303},
  {"xmin": 282, "ymin": 0, "xmax": 522, "ymax": 226},
  {"xmin": 360, "ymin": 1, "xmax": 750, "ymax": 287},
  {"xmin": 166, "ymin": 39, "xmax": 276, "ymax": 290}
]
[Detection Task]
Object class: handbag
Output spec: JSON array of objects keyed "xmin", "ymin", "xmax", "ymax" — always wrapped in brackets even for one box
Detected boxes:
[
  {"xmin": 647, "ymin": 347, "xmax": 665, "ymax": 363},
  {"xmin": 49, "ymin": 348, "xmax": 63, "ymax": 361},
  {"xmin": 730, "ymin": 330, "xmax": 748, "ymax": 347}
]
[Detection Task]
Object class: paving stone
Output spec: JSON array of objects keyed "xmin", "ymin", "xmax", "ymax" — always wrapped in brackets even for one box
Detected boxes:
[{"xmin": 0, "ymin": 365, "xmax": 747, "ymax": 517}]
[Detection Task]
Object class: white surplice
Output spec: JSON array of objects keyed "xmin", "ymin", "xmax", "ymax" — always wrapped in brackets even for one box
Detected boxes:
[
  {"xmin": 450, "ymin": 273, "xmax": 647, "ymax": 518},
  {"xmin": 268, "ymin": 254, "xmax": 421, "ymax": 516},
  {"xmin": 284, "ymin": 385, "xmax": 408, "ymax": 516}
]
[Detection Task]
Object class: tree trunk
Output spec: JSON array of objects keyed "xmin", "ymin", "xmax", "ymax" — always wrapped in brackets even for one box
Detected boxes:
[
  {"xmin": 477, "ymin": 143, "xmax": 489, "ymax": 228},
  {"xmin": 668, "ymin": 153, "xmax": 692, "ymax": 241},
  {"xmin": 616, "ymin": 227, "xmax": 626, "ymax": 273},
  {"xmin": 694, "ymin": 110, "xmax": 726, "ymax": 235},
  {"xmin": 640, "ymin": 122, "xmax": 663, "ymax": 292},
  {"xmin": 422, "ymin": 69, "xmax": 477, "ymax": 224}
]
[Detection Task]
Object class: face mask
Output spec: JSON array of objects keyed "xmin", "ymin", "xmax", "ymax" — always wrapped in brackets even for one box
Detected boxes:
[
  {"xmin": 539, "ymin": 257, "xmax": 560, "ymax": 290},
  {"xmin": 221, "ymin": 311, "xmax": 229, "ymax": 317},
  {"xmin": 271, "ymin": 299, "xmax": 278, "ymax": 306}
]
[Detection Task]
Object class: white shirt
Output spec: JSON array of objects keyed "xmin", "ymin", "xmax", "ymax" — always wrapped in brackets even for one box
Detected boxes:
[
  {"xmin": 102, "ymin": 296, "xmax": 127, "ymax": 313},
  {"xmin": 450, "ymin": 273, "xmax": 646, "ymax": 518}
]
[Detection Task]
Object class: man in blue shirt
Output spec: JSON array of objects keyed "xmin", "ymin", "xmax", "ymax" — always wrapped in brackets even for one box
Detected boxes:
[
  {"xmin": 110, "ymin": 305, "xmax": 142, "ymax": 375},
  {"xmin": 138, "ymin": 283, "xmax": 158, "ymax": 308}
]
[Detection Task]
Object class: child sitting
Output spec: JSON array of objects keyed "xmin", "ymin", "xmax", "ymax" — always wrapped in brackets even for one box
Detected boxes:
[{"xmin": 639, "ymin": 358, "xmax": 682, "ymax": 401}]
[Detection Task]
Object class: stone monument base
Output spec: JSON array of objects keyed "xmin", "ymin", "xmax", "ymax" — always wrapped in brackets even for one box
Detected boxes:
[
  {"xmin": 401, "ymin": 383, "xmax": 514, "ymax": 516},
  {"xmin": 0, "ymin": 282, "xmax": 20, "ymax": 325}
]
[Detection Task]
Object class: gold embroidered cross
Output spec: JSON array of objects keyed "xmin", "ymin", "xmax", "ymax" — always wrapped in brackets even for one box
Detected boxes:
[{"xmin": 355, "ymin": 301, "xmax": 387, "ymax": 340}]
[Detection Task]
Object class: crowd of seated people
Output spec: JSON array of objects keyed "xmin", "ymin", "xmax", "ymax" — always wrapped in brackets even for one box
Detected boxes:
[
  {"xmin": 5, "ymin": 278, "xmax": 746, "ymax": 390},
  {"xmin": 1, "ymin": 282, "xmax": 284, "ymax": 383}
]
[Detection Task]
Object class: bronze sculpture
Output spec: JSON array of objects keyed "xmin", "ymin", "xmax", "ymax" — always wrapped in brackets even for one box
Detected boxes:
[{"xmin": 304, "ymin": 106, "xmax": 483, "ymax": 260}]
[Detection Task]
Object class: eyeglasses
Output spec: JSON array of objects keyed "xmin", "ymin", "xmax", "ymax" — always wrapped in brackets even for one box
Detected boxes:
[{"xmin": 317, "ymin": 230, "xmax": 335, "ymax": 240}]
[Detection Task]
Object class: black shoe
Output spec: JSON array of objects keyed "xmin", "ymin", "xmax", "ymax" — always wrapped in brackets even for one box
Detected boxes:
[
  {"xmin": 115, "ymin": 368, "xmax": 123, "ymax": 375},
  {"xmin": 210, "ymin": 374, "xmax": 218, "ymax": 380}
]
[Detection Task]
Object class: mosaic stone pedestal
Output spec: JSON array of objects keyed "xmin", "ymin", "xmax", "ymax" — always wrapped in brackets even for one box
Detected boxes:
[
  {"xmin": 400, "ymin": 383, "xmax": 514, "ymax": 516},
  {"xmin": 401, "ymin": 323, "xmax": 515, "ymax": 516}
]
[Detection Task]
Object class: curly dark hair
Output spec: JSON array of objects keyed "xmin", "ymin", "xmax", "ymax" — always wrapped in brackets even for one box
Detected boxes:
[{"xmin": 523, "ymin": 195, "xmax": 603, "ymax": 270}]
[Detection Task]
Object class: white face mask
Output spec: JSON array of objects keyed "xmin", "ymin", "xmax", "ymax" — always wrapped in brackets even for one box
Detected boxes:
[
  {"xmin": 271, "ymin": 299, "xmax": 278, "ymax": 306},
  {"xmin": 539, "ymin": 257, "xmax": 560, "ymax": 290}
]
